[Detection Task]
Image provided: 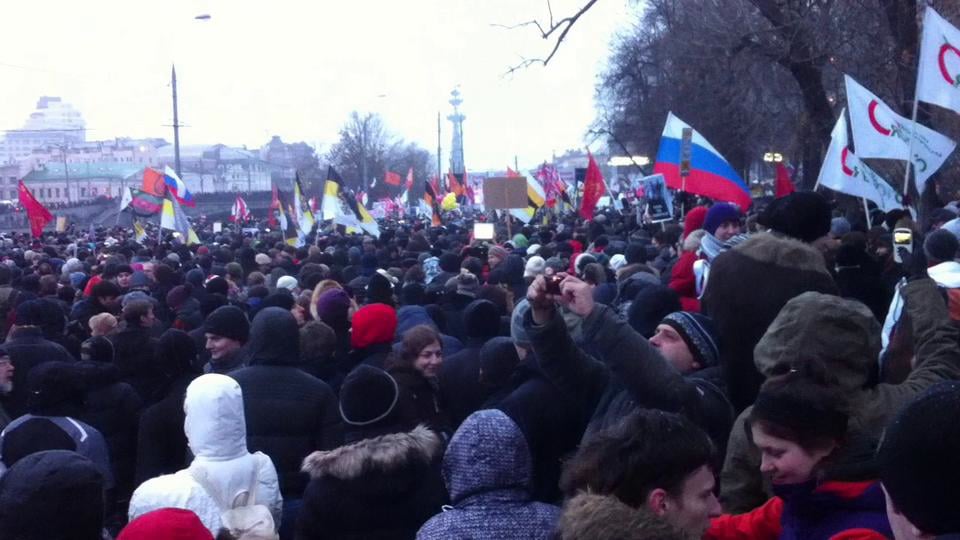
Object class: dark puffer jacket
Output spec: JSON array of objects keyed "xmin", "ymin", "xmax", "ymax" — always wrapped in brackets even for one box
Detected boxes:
[
  {"xmin": 3, "ymin": 326, "xmax": 75, "ymax": 419},
  {"xmin": 417, "ymin": 410, "xmax": 560, "ymax": 539},
  {"xmin": 109, "ymin": 324, "xmax": 161, "ymax": 403},
  {"xmin": 297, "ymin": 425, "xmax": 448, "ymax": 540},
  {"xmin": 439, "ymin": 300, "xmax": 502, "ymax": 428},
  {"xmin": 230, "ymin": 307, "xmax": 343, "ymax": 498},
  {"xmin": 76, "ymin": 353, "xmax": 143, "ymax": 499}
]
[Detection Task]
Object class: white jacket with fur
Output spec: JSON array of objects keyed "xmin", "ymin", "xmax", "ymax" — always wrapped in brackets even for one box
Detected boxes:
[{"xmin": 129, "ymin": 374, "xmax": 283, "ymax": 535}]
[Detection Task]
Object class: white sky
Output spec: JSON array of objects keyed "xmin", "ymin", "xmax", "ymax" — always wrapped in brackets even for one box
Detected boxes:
[{"xmin": 0, "ymin": 0, "xmax": 631, "ymax": 170}]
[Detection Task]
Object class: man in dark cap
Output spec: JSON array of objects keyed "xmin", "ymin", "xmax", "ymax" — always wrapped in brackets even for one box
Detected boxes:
[
  {"xmin": 4, "ymin": 300, "xmax": 75, "ymax": 418},
  {"xmin": 202, "ymin": 305, "xmax": 250, "ymax": 374}
]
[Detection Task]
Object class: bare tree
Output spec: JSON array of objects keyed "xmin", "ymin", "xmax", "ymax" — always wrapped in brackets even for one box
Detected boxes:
[{"xmin": 495, "ymin": 0, "xmax": 601, "ymax": 73}]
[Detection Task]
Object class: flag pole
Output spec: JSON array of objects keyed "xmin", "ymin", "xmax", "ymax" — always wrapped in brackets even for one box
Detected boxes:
[
  {"xmin": 902, "ymin": 94, "xmax": 920, "ymax": 196},
  {"xmin": 862, "ymin": 198, "xmax": 872, "ymax": 227}
]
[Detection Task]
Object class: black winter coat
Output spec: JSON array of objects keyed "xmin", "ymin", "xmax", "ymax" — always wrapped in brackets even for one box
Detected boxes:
[
  {"xmin": 134, "ymin": 375, "xmax": 195, "ymax": 485},
  {"xmin": 109, "ymin": 325, "xmax": 161, "ymax": 403},
  {"xmin": 439, "ymin": 340, "xmax": 486, "ymax": 429},
  {"xmin": 77, "ymin": 361, "xmax": 143, "ymax": 498},
  {"xmin": 296, "ymin": 426, "xmax": 448, "ymax": 540},
  {"xmin": 3, "ymin": 326, "xmax": 75, "ymax": 418},
  {"xmin": 387, "ymin": 365, "xmax": 450, "ymax": 438}
]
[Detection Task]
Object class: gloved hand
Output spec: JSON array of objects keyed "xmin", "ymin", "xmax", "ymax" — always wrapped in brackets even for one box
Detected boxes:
[{"xmin": 898, "ymin": 245, "xmax": 928, "ymax": 281}]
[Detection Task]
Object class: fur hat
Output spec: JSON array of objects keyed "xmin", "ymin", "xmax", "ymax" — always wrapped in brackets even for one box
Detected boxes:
[
  {"xmin": 661, "ymin": 312, "xmax": 720, "ymax": 368},
  {"xmin": 203, "ymin": 306, "xmax": 249, "ymax": 343},
  {"xmin": 759, "ymin": 192, "xmax": 832, "ymax": 243}
]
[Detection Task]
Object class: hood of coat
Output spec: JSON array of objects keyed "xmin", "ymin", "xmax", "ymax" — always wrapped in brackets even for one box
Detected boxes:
[
  {"xmin": 245, "ymin": 306, "xmax": 300, "ymax": 366},
  {"xmin": 395, "ymin": 305, "xmax": 438, "ymax": 339},
  {"xmin": 557, "ymin": 493, "xmax": 693, "ymax": 540},
  {"xmin": 928, "ymin": 260, "xmax": 960, "ymax": 288},
  {"xmin": 184, "ymin": 374, "xmax": 247, "ymax": 460},
  {"xmin": 754, "ymin": 291, "xmax": 880, "ymax": 392},
  {"xmin": 442, "ymin": 409, "xmax": 532, "ymax": 504},
  {"xmin": 0, "ymin": 450, "xmax": 105, "ymax": 539},
  {"xmin": 301, "ymin": 424, "xmax": 441, "ymax": 481},
  {"xmin": 462, "ymin": 300, "xmax": 501, "ymax": 341}
]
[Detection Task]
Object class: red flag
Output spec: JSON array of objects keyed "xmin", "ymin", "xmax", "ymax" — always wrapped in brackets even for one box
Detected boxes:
[
  {"xmin": 506, "ymin": 167, "xmax": 521, "ymax": 178},
  {"xmin": 774, "ymin": 163, "xmax": 796, "ymax": 199},
  {"xmin": 18, "ymin": 180, "xmax": 52, "ymax": 238},
  {"xmin": 385, "ymin": 171, "xmax": 402, "ymax": 186},
  {"xmin": 405, "ymin": 168, "xmax": 414, "ymax": 191},
  {"xmin": 579, "ymin": 153, "xmax": 606, "ymax": 220},
  {"xmin": 268, "ymin": 182, "xmax": 279, "ymax": 227},
  {"xmin": 142, "ymin": 168, "xmax": 166, "ymax": 197}
]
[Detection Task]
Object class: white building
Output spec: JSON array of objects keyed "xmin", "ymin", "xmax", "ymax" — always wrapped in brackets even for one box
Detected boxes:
[
  {"xmin": 0, "ymin": 97, "xmax": 86, "ymax": 164},
  {"xmin": 20, "ymin": 162, "xmax": 141, "ymax": 204},
  {"xmin": 155, "ymin": 144, "xmax": 276, "ymax": 194}
]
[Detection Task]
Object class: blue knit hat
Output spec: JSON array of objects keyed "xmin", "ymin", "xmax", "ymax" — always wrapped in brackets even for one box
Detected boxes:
[
  {"xmin": 661, "ymin": 312, "xmax": 720, "ymax": 368},
  {"xmin": 703, "ymin": 203, "xmax": 742, "ymax": 235}
]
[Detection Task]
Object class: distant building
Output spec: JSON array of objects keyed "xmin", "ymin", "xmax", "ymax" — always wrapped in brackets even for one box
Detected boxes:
[
  {"xmin": 0, "ymin": 97, "xmax": 86, "ymax": 164},
  {"xmin": 155, "ymin": 144, "xmax": 278, "ymax": 194},
  {"xmin": 20, "ymin": 162, "xmax": 142, "ymax": 204}
]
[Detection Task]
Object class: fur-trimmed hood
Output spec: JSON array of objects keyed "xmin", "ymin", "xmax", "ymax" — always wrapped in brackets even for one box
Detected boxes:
[
  {"xmin": 301, "ymin": 424, "xmax": 442, "ymax": 481},
  {"xmin": 557, "ymin": 493, "xmax": 693, "ymax": 540}
]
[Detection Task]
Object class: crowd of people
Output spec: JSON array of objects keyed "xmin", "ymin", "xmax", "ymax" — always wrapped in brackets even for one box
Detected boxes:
[{"xmin": 0, "ymin": 190, "xmax": 959, "ymax": 539}]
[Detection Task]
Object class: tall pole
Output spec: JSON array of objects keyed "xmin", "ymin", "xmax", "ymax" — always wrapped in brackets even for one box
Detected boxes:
[
  {"xmin": 436, "ymin": 112, "xmax": 442, "ymax": 187},
  {"xmin": 171, "ymin": 65, "xmax": 182, "ymax": 178}
]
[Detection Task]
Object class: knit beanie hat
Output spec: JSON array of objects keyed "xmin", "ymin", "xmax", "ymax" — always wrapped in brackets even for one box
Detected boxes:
[
  {"xmin": 488, "ymin": 245, "xmax": 509, "ymax": 262},
  {"xmin": 512, "ymin": 234, "xmax": 529, "ymax": 250},
  {"xmin": 439, "ymin": 252, "xmax": 461, "ymax": 273},
  {"xmin": 165, "ymin": 285, "xmax": 191, "ymax": 311},
  {"xmin": 339, "ymin": 365, "xmax": 400, "ymax": 433},
  {"xmin": 118, "ymin": 508, "xmax": 214, "ymax": 540},
  {"xmin": 660, "ymin": 312, "xmax": 720, "ymax": 368},
  {"xmin": 544, "ymin": 256, "xmax": 566, "ymax": 274},
  {"xmin": 524, "ymin": 256, "xmax": 546, "ymax": 279},
  {"xmin": 204, "ymin": 276, "xmax": 229, "ymax": 296},
  {"xmin": 759, "ymin": 192, "xmax": 831, "ymax": 243},
  {"xmin": 879, "ymin": 381, "xmax": 960, "ymax": 535},
  {"xmin": 479, "ymin": 336, "xmax": 521, "ymax": 387},
  {"xmin": 609, "ymin": 254, "xmax": 628, "ymax": 271},
  {"xmin": 315, "ymin": 288, "xmax": 351, "ymax": 328},
  {"xmin": 203, "ymin": 305, "xmax": 250, "ymax": 343},
  {"xmin": 255, "ymin": 253, "xmax": 271, "ymax": 266},
  {"xmin": 924, "ymin": 228, "xmax": 959, "ymax": 262},
  {"xmin": 129, "ymin": 271, "xmax": 152, "ymax": 289},
  {"xmin": 703, "ymin": 204, "xmax": 742, "ymax": 236},
  {"xmin": 351, "ymin": 303, "xmax": 398, "ymax": 349}
]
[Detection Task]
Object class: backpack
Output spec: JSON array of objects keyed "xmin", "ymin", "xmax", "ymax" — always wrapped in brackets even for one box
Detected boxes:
[{"xmin": 190, "ymin": 463, "xmax": 278, "ymax": 540}]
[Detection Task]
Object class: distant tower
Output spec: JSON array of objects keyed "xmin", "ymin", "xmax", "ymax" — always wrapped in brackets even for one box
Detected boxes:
[{"xmin": 447, "ymin": 88, "xmax": 465, "ymax": 175}]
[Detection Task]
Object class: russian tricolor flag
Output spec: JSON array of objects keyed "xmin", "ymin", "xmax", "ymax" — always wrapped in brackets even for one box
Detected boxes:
[
  {"xmin": 163, "ymin": 166, "xmax": 195, "ymax": 207},
  {"xmin": 653, "ymin": 112, "xmax": 752, "ymax": 209}
]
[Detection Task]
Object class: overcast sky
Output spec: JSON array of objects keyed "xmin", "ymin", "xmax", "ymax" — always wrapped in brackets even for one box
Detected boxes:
[{"xmin": 0, "ymin": 0, "xmax": 631, "ymax": 170}]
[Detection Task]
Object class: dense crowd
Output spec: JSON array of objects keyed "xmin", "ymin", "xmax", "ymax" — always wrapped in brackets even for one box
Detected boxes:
[{"xmin": 0, "ymin": 191, "xmax": 958, "ymax": 539}]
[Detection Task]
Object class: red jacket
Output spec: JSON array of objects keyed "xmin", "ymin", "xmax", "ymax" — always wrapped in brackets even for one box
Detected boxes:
[{"xmin": 669, "ymin": 250, "xmax": 700, "ymax": 312}]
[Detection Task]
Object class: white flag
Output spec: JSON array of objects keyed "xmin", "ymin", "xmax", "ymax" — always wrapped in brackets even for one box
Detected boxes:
[
  {"xmin": 917, "ymin": 8, "xmax": 960, "ymax": 114},
  {"xmin": 817, "ymin": 110, "xmax": 904, "ymax": 213},
  {"xmin": 119, "ymin": 187, "xmax": 133, "ymax": 211},
  {"xmin": 845, "ymin": 74, "xmax": 956, "ymax": 186}
]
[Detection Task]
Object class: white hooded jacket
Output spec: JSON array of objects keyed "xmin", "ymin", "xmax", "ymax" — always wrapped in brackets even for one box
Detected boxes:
[
  {"xmin": 881, "ymin": 260, "xmax": 960, "ymax": 359},
  {"xmin": 129, "ymin": 373, "xmax": 282, "ymax": 535}
]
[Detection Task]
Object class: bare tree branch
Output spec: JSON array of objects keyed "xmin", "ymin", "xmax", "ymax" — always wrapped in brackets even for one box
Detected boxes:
[{"xmin": 497, "ymin": 0, "xmax": 601, "ymax": 74}]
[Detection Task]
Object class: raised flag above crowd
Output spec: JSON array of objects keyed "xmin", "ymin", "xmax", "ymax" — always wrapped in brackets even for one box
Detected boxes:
[{"xmin": 653, "ymin": 112, "xmax": 752, "ymax": 209}]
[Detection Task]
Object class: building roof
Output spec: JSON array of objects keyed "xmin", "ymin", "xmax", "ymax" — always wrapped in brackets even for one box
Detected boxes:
[{"xmin": 21, "ymin": 162, "xmax": 142, "ymax": 183}]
